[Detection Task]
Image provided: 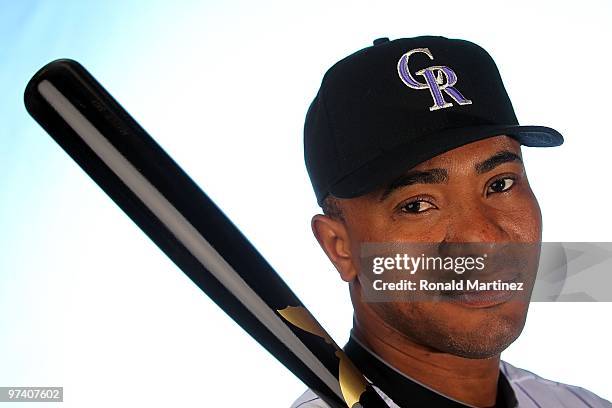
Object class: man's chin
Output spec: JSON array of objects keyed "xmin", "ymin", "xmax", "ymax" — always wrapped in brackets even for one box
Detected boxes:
[
  {"xmin": 380, "ymin": 300, "xmax": 529, "ymax": 359},
  {"xmin": 437, "ymin": 319, "xmax": 523, "ymax": 359}
]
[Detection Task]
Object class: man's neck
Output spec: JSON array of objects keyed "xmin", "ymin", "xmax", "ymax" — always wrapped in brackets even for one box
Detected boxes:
[{"xmin": 352, "ymin": 316, "xmax": 501, "ymax": 408}]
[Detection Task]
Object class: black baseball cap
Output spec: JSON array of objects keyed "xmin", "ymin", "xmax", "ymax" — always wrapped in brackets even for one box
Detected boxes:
[{"xmin": 304, "ymin": 36, "xmax": 563, "ymax": 206}]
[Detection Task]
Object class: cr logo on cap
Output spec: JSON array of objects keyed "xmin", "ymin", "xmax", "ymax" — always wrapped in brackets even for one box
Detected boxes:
[{"xmin": 397, "ymin": 48, "xmax": 472, "ymax": 111}]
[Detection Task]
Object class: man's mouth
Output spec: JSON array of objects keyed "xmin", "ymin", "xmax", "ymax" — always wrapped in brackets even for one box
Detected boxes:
[{"xmin": 439, "ymin": 275, "xmax": 520, "ymax": 308}]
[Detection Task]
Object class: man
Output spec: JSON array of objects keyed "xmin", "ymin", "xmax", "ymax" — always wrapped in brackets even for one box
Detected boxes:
[{"xmin": 291, "ymin": 37, "xmax": 611, "ymax": 407}]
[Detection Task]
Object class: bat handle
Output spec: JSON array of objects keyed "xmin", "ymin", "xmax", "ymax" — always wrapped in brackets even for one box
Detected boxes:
[{"xmin": 359, "ymin": 386, "xmax": 390, "ymax": 408}]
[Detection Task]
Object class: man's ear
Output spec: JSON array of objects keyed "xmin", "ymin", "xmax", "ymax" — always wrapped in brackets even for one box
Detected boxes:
[{"xmin": 311, "ymin": 214, "xmax": 358, "ymax": 282}]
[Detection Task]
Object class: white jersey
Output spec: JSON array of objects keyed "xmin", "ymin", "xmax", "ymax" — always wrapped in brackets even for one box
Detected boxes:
[{"xmin": 291, "ymin": 343, "xmax": 611, "ymax": 408}]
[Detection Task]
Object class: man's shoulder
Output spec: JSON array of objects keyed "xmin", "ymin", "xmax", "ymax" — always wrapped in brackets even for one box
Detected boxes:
[
  {"xmin": 500, "ymin": 360, "xmax": 611, "ymax": 407},
  {"xmin": 290, "ymin": 361, "xmax": 611, "ymax": 408},
  {"xmin": 289, "ymin": 389, "xmax": 331, "ymax": 408},
  {"xmin": 289, "ymin": 387, "xmax": 398, "ymax": 408}
]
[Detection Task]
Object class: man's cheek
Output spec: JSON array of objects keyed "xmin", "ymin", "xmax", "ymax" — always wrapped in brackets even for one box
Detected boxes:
[
  {"xmin": 502, "ymin": 195, "xmax": 542, "ymax": 241},
  {"xmin": 519, "ymin": 198, "xmax": 542, "ymax": 241}
]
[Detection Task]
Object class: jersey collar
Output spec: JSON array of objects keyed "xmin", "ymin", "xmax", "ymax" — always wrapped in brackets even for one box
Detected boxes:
[{"xmin": 344, "ymin": 333, "xmax": 518, "ymax": 408}]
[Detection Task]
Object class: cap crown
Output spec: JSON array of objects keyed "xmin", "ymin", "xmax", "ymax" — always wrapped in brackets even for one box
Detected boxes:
[{"xmin": 304, "ymin": 36, "xmax": 519, "ymax": 204}]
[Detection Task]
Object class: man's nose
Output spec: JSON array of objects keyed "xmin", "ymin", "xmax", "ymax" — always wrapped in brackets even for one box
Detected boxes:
[{"xmin": 442, "ymin": 202, "xmax": 509, "ymax": 244}]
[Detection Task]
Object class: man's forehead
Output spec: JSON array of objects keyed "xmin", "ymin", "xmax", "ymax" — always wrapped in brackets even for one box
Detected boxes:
[
  {"xmin": 411, "ymin": 135, "xmax": 521, "ymax": 170},
  {"xmin": 351, "ymin": 135, "xmax": 525, "ymax": 203}
]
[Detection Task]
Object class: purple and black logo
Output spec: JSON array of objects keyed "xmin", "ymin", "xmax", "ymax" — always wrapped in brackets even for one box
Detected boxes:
[{"xmin": 397, "ymin": 48, "xmax": 473, "ymax": 111}]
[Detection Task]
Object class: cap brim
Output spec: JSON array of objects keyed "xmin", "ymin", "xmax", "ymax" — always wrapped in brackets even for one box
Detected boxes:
[{"xmin": 328, "ymin": 124, "xmax": 563, "ymax": 200}]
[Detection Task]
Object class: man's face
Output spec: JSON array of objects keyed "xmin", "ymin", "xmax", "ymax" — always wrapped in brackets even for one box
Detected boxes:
[{"xmin": 337, "ymin": 135, "xmax": 541, "ymax": 358}]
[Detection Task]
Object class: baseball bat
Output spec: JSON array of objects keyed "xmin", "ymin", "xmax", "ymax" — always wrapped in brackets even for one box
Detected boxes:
[{"xmin": 24, "ymin": 59, "xmax": 390, "ymax": 408}]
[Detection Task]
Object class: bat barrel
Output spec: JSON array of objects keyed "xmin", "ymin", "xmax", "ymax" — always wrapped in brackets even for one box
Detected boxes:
[{"xmin": 24, "ymin": 60, "xmax": 390, "ymax": 408}]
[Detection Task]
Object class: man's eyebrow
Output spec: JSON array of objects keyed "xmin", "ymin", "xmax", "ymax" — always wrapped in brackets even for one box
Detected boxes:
[
  {"xmin": 378, "ymin": 151, "xmax": 522, "ymax": 201},
  {"xmin": 475, "ymin": 150, "xmax": 522, "ymax": 174},
  {"xmin": 379, "ymin": 169, "xmax": 448, "ymax": 201}
]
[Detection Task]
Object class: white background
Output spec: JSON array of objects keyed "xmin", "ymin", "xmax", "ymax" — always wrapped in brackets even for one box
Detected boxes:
[{"xmin": 0, "ymin": 0, "xmax": 610, "ymax": 406}]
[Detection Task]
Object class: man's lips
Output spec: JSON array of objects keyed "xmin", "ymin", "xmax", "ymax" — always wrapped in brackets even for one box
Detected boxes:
[
  {"xmin": 442, "ymin": 289, "xmax": 515, "ymax": 308},
  {"xmin": 439, "ymin": 275, "xmax": 520, "ymax": 308}
]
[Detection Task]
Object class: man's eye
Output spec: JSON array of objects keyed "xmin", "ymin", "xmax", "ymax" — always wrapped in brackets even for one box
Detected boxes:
[
  {"xmin": 487, "ymin": 177, "xmax": 515, "ymax": 194},
  {"xmin": 400, "ymin": 200, "xmax": 435, "ymax": 214}
]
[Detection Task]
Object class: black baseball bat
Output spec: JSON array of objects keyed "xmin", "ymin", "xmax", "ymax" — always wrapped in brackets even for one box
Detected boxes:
[{"xmin": 24, "ymin": 59, "xmax": 390, "ymax": 408}]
